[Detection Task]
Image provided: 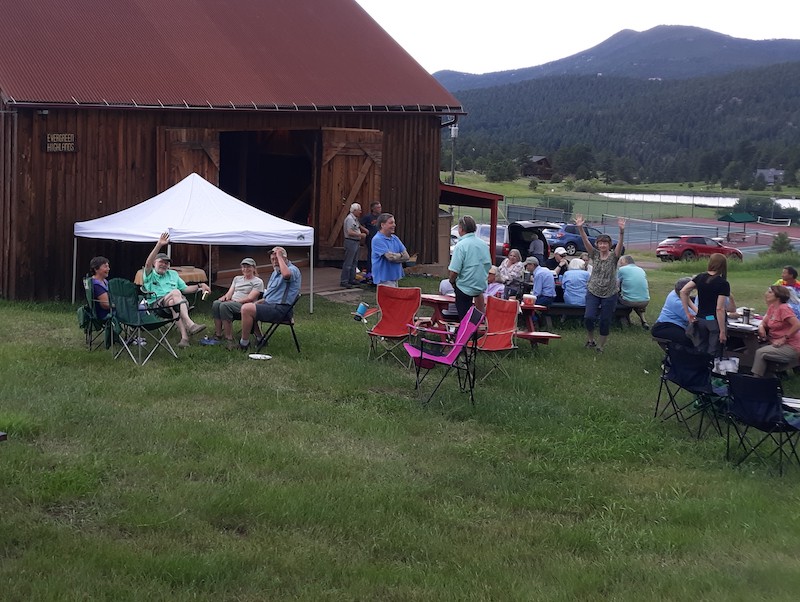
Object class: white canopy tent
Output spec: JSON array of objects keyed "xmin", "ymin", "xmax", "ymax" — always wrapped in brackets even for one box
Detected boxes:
[{"xmin": 72, "ymin": 173, "xmax": 315, "ymax": 310}]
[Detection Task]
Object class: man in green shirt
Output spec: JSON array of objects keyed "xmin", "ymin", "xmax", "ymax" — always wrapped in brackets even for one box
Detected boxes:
[
  {"xmin": 143, "ymin": 232, "xmax": 211, "ymax": 347},
  {"xmin": 448, "ymin": 215, "xmax": 492, "ymax": 319}
]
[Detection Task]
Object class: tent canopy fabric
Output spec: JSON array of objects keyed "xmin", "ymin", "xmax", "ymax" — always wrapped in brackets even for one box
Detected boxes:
[
  {"xmin": 718, "ymin": 212, "xmax": 757, "ymax": 224},
  {"xmin": 74, "ymin": 173, "xmax": 314, "ymax": 246}
]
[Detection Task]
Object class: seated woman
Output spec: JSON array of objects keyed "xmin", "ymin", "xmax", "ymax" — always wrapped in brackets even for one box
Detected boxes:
[
  {"xmin": 89, "ymin": 256, "xmax": 111, "ymax": 320},
  {"xmin": 651, "ymin": 277, "xmax": 695, "ymax": 347},
  {"xmin": 210, "ymin": 258, "xmax": 265, "ymax": 348},
  {"xmin": 497, "ymin": 249, "xmax": 525, "ymax": 298},
  {"xmin": 484, "ymin": 266, "xmax": 505, "ymax": 299},
  {"xmin": 752, "ymin": 285, "xmax": 800, "ymax": 377},
  {"xmin": 560, "ymin": 258, "xmax": 589, "ymax": 305}
]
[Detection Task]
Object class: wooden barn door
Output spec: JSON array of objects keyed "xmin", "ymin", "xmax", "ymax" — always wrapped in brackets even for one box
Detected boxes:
[
  {"xmin": 317, "ymin": 128, "xmax": 382, "ymax": 260},
  {"xmin": 156, "ymin": 128, "xmax": 220, "ymax": 270}
]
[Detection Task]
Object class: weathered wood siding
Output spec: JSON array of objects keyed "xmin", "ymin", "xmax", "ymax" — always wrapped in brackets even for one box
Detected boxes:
[{"xmin": 0, "ymin": 107, "xmax": 443, "ymax": 300}]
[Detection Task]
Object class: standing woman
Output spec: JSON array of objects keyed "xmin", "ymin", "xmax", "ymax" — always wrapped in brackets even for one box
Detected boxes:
[
  {"xmin": 680, "ymin": 253, "xmax": 729, "ymax": 356},
  {"xmin": 89, "ymin": 256, "xmax": 111, "ymax": 319},
  {"xmin": 575, "ymin": 214, "xmax": 626, "ymax": 352},
  {"xmin": 752, "ymin": 285, "xmax": 800, "ymax": 377}
]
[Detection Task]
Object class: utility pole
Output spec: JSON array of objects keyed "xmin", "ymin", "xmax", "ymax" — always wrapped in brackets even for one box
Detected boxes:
[{"xmin": 449, "ymin": 124, "xmax": 458, "ymax": 185}]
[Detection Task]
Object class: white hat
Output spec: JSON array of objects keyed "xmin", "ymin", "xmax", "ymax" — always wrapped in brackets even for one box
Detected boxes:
[{"xmin": 554, "ymin": 247, "xmax": 567, "ymax": 256}]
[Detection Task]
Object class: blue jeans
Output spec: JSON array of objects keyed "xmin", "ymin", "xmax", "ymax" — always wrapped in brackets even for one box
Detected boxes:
[{"xmin": 584, "ymin": 292, "xmax": 617, "ymax": 336}]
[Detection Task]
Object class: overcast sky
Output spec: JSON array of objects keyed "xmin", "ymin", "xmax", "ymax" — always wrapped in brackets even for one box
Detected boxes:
[{"xmin": 355, "ymin": 0, "xmax": 799, "ymax": 74}]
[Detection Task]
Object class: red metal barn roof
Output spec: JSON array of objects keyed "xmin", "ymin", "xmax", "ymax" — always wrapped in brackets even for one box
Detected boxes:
[{"xmin": 0, "ymin": 0, "xmax": 462, "ymax": 113}]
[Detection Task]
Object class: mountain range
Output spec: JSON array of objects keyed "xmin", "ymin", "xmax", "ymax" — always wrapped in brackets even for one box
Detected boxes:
[
  {"xmin": 434, "ymin": 26, "xmax": 800, "ymax": 185},
  {"xmin": 435, "ymin": 25, "xmax": 800, "ymax": 92}
]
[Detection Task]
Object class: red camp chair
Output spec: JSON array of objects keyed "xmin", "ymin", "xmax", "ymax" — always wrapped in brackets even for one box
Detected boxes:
[
  {"xmin": 472, "ymin": 295, "xmax": 518, "ymax": 381},
  {"xmin": 366, "ymin": 285, "xmax": 422, "ymax": 367}
]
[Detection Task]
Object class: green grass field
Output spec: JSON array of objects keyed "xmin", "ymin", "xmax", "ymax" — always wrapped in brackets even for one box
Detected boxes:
[{"xmin": 2, "ymin": 253, "xmax": 800, "ymax": 600}]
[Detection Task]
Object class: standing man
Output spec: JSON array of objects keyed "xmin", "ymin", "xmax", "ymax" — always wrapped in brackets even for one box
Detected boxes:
[
  {"xmin": 528, "ymin": 234, "xmax": 545, "ymax": 266},
  {"xmin": 371, "ymin": 213, "xmax": 409, "ymax": 287},
  {"xmin": 340, "ymin": 203, "xmax": 365, "ymax": 288},
  {"xmin": 617, "ymin": 255, "xmax": 650, "ymax": 329},
  {"xmin": 143, "ymin": 231, "xmax": 211, "ymax": 348},
  {"xmin": 449, "ymin": 215, "xmax": 492, "ymax": 319},
  {"xmin": 238, "ymin": 247, "xmax": 301, "ymax": 350},
  {"xmin": 360, "ymin": 201, "xmax": 382, "ymax": 275}
]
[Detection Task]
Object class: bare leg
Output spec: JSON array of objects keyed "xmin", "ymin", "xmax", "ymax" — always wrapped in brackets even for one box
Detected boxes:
[
  {"xmin": 214, "ymin": 317, "xmax": 224, "ymax": 337},
  {"xmin": 240, "ymin": 303, "xmax": 256, "ymax": 345},
  {"xmin": 222, "ymin": 320, "xmax": 233, "ymax": 340},
  {"xmin": 474, "ymin": 294, "xmax": 486, "ymax": 313}
]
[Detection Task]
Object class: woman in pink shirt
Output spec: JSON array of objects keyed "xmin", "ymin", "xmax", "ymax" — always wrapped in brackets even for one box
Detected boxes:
[{"xmin": 752, "ymin": 285, "xmax": 800, "ymax": 377}]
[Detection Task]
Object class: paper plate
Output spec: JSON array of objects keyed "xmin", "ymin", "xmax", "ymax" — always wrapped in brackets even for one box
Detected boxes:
[{"xmin": 248, "ymin": 353, "xmax": 272, "ymax": 361}]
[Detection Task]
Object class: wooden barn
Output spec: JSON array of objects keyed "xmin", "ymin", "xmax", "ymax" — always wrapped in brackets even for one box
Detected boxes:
[{"xmin": 0, "ymin": 0, "xmax": 463, "ymax": 300}]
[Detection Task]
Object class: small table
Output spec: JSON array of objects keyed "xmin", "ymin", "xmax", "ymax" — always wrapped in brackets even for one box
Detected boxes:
[
  {"xmin": 420, "ymin": 293, "xmax": 457, "ymax": 327},
  {"xmin": 134, "ymin": 266, "xmax": 208, "ymax": 286},
  {"xmin": 726, "ymin": 321, "xmax": 761, "ymax": 370},
  {"xmin": 518, "ymin": 303, "xmax": 549, "ymax": 332}
]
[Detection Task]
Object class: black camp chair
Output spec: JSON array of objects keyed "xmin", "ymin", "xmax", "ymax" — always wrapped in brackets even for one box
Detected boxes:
[
  {"xmin": 107, "ymin": 278, "xmax": 184, "ymax": 365},
  {"xmin": 655, "ymin": 343, "xmax": 727, "ymax": 438},
  {"xmin": 726, "ymin": 373, "xmax": 800, "ymax": 475},
  {"xmin": 254, "ymin": 294, "xmax": 301, "ymax": 353}
]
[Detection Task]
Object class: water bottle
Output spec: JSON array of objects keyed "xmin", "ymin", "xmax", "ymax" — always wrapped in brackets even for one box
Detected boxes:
[{"xmin": 138, "ymin": 299, "xmax": 149, "ymax": 313}]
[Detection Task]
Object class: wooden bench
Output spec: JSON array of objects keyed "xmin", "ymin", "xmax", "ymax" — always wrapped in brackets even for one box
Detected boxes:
[
  {"xmin": 726, "ymin": 232, "xmax": 747, "ymax": 243},
  {"xmin": 547, "ymin": 303, "xmax": 634, "ymax": 326}
]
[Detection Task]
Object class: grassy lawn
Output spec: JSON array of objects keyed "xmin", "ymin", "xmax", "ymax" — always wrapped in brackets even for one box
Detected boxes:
[{"xmin": 3, "ymin": 254, "xmax": 800, "ymax": 600}]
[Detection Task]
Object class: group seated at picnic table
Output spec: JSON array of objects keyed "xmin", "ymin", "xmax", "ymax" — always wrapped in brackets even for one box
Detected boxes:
[{"xmin": 651, "ymin": 257, "xmax": 800, "ymax": 378}]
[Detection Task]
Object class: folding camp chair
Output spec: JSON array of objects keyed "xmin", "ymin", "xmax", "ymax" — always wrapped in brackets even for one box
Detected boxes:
[
  {"xmin": 472, "ymin": 295, "xmax": 518, "ymax": 381},
  {"xmin": 253, "ymin": 294, "xmax": 301, "ymax": 353},
  {"xmin": 366, "ymin": 285, "xmax": 422, "ymax": 367},
  {"xmin": 79, "ymin": 275, "xmax": 112, "ymax": 351},
  {"xmin": 107, "ymin": 278, "xmax": 183, "ymax": 365},
  {"xmin": 403, "ymin": 307, "xmax": 485, "ymax": 405},
  {"xmin": 726, "ymin": 373, "xmax": 800, "ymax": 475},
  {"xmin": 654, "ymin": 343, "xmax": 727, "ymax": 438}
]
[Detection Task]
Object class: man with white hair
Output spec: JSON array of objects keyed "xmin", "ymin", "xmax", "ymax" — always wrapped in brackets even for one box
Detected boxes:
[
  {"xmin": 143, "ymin": 231, "xmax": 211, "ymax": 348},
  {"xmin": 238, "ymin": 246, "xmax": 302, "ymax": 350},
  {"xmin": 340, "ymin": 202, "xmax": 366, "ymax": 288}
]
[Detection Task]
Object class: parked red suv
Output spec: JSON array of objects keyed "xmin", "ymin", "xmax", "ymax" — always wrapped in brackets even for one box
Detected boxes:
[{"xmin": 656, "ymin": 235, "xmax": 743, "ymax": 262}]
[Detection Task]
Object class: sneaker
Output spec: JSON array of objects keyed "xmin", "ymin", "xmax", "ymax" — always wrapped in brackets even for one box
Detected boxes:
[
  {"xmin": 595, "ymin": 346, "xmax": 604, "ymax": 353},
  {"xmin": 177, "ymin": 338, "xmax": 190, "ymax": 348},
  {"xmin": 340, "ymin": 283, "xmax": 353, "ymax": 289},
  {"xmin": 642, "ymin": 322, "xmax": 650, "ymax": 331},
  {"xmin": 200, "ymin": 336, "xmax": 221, "ymax": 346},
  {"xmin": 584, "ymin": 341, "xmax": 596, "ymax": 348},
  {"xmin": 188, "ymin": 323, "xmax": 207, "ymax": 336}
]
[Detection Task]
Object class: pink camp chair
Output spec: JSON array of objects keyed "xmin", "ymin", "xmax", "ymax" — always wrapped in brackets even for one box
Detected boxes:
[
  {"xmin": 472, "ymin": 295, "xmax": 518, "ymax": 381},
  {"xmin": 404, "ymin": 307, "xmax": 485, "ymax": 405}
]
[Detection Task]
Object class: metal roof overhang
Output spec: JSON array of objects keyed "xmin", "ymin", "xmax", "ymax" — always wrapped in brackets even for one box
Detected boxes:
[
  {"xmin": 440, "ymin": 183, "xmax": 504, "ymax": 257},
  {"xmin": 4, "ymin": 96, "xmax": 465, "ymax": 114}
]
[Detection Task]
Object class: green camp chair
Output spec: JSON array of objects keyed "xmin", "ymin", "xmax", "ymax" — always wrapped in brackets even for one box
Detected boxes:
[
  {"xmin": 107, "ymin": 278, "xmax": 183, "ymax": 365},
  {"xmin": 79, "ymin": 275, "xmax": 113, "ymax": 351}
]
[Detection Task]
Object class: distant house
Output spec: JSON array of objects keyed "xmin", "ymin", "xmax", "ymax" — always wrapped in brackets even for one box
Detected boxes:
[
  {"xmin": 0, "ymin": 0, "xmax": 464, "ymax": 300},
  {"xmin": 522, "ymin": 156, "xmax": 553, "ymax": 179},
  {"xmin": 755, "ymin": 168, "xmax": 785, "ymax": 186}
]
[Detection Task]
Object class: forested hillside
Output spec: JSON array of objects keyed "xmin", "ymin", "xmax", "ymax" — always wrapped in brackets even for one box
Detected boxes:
[{"xmin": 448, "ymin": 61, "xmax": 800, "ymax": 185}]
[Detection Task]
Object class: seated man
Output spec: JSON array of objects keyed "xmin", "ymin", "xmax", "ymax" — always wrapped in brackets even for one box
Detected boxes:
[
  {"xmin": 208, "ymin": 257, "xmax": 265, "ymax": 347},
  {"xmin": 238, "ymin": 246, "xmax": 301, "ymax": 350},
  {"xmin": 526, "ymin": 256, "xmax": 556, "ymax": 307},
  {"xmin": 617, "ymin": 255, "xmax": 650, "ymax": 329},
  {"xmin": 775, "ymin": 265, "xmax": 800, "ymax": 319},
  {"xmin": 545, "ymin": 247, "xmax": 569, "ymax": 278},
  {"xmin": 143, "ymin": 232, "xmax": 210, "ymax": 348}
]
